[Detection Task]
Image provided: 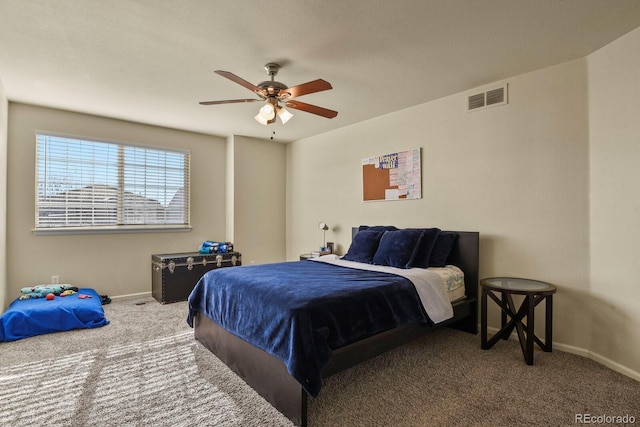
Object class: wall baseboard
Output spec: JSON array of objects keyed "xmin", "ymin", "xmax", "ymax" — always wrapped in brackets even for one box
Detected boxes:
[
  {"xmin": 555, "ymin": 342, "xmax": 640, "ymax": 382},
  {"xmin": 484, "ymin": 326, "xmax": 640, "ymax": 382},
  {"xmin": 111, "ymin": 291, "xmax": 152, "ymax": 300}
]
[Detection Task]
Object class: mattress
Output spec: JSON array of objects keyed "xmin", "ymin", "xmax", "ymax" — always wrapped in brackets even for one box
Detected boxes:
[
  {"xmin": 430, "ymin": 265, "xmax": 466, "ymax": 301},
  {"xmin": 0, "ymin": 287, "xmax": 109, "ymax": 342},
  {"xmin": 311, "ymin": 255, "xmax": 466, "ymax": 305}
]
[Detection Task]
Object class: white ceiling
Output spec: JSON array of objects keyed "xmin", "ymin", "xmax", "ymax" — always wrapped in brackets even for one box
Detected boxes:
[{"xmin": 1, "ymin": 0, "xmax": 640, "ymax": 143}]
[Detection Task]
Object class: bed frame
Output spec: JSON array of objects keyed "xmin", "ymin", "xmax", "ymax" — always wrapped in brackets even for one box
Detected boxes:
[{"xmin": 193, "ymin": 229, "xmax": 479, "ymax": 426}]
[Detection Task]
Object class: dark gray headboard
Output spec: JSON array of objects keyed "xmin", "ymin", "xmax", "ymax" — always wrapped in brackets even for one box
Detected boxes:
[{"xmin": 350, "ymin": 227, "xmax": 479, "ymax": 299}]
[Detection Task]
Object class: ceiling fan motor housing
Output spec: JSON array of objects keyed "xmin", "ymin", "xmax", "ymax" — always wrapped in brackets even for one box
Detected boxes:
[
  {"xmin": 258, "ymin": 63, "xmax": 290, "ymax": 97},
  {"xmin": 257, "ymin": 80, "xmax": 289, "ymax": 96}
]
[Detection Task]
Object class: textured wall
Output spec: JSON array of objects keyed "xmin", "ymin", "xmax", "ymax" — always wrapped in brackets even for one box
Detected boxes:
[
  {"xmin": 588, "ymin": 26, "xmax": 640, "ymax": 376},
  {"xmin": 287, "ymin": 58, "xmax": 591, "ymax": 358},
  {"xmin": 6, "ymin": 104, "xmax": 226, "ymax": 298},
  {"xmin": 231, "ymin": 135, "xmax": 286, "ymax": 265},
  {"xmin": 0, "ymin": 78, "xmax": 7, "ymax": 312}
]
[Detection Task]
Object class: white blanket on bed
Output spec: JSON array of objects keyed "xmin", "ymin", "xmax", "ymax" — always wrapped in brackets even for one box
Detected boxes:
[{"xmin": 309, "ymin": 255, "xmax": 456, "ymax": 324}]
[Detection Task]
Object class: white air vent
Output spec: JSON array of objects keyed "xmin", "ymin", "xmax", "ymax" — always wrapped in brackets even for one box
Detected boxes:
[{"xmin": 467, "ymin": 84, "xmax": 508, "ymax": 112}]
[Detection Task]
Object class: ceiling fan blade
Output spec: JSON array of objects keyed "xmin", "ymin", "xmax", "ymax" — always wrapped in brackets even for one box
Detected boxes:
[
  {"xmin": 279, "ymin": 79, "xmax": 332, "ymax": 99},
  {"xmin": 199, "ymin": 99, "xmax": 260, "ymax": 105},
  {"xmin": 215, "ymin": 70, "xmax": 267, "ymax": 96},
  {"xmin": 285, "ymin": 100, "xmax": 338, "ymax": 119}
]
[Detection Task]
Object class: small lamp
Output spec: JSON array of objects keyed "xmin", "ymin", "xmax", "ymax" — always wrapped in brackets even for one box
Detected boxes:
[{"xmin": 318, "ymin": 222, "xmax": 329, "ymax": 251}]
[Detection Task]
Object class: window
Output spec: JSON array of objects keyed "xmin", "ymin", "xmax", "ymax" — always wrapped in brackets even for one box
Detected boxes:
[{"xmin": 35, "ymin": 133, "xmax": 190, "ymax": 233}]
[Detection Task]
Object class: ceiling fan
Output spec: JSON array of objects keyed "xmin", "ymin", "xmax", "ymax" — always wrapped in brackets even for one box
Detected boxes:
[{"xmin": 199, "ymin": 63, "xmax": 338, "ymax": 125}]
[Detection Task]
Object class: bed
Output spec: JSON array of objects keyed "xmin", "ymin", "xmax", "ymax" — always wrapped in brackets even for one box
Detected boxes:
[
  {"xmin": 0, "ymin": 287, "xmax": 109, "ymax": 342},
  {"xmin": 188, "ymin": 227, "xmax": 479, "ymax": 426}
]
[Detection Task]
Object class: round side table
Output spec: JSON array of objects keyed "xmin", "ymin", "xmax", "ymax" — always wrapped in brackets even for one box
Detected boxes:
[{"xmin": 480, "ymin": 277, "xmax": 557, "ymax": 365}]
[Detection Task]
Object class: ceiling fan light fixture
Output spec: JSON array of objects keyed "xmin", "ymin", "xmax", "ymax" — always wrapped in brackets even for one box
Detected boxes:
[
  {"xmin": 254, "ymin": 113, "xmax": 269, "ymax": 125},
  {"xmin": 259, "ymin": 102, "xmax": 276, "ymax": 120},
  {"xmin": 277, "ymin": 106, "xmax": 293, "ymax": 124}
]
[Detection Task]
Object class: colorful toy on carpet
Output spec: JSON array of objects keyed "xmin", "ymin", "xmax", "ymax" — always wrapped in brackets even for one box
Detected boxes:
[{"xmin": 19, "ymin": 284, "xmax": 79, "ymax": 300}]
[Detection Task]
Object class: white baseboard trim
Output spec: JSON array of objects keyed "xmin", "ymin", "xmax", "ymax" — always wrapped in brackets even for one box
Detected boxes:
[
  {"xmin": 556, "ymin": 342, "xmax": 640, "ymax": 382},
  {"xmin": 484, "ymin": 326, "xmax": 640, "ymax": 382},
  {"xmin": 110, "ymin": 291, "xmax": 152, "ymax": 300}
]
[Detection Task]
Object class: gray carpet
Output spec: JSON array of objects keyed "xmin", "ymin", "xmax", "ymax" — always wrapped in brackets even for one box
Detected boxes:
[{"xmin": 1, "ymin": 296, "xmax": 638, "ymax": 426}]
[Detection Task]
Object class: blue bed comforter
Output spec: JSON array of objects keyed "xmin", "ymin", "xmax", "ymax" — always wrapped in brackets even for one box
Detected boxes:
[
  {"xmin": 187, "ymin": 260, "xmax": 430, "ymax": 397},
  {"xmin": 0, "ymin": 288, "xmax": 109, "ymax": 342}
]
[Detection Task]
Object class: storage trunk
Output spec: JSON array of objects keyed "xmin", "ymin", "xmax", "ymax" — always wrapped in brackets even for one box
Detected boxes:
[{"xmin": 151, "ymin": 251, "xmax": 242, "ymax": 304}]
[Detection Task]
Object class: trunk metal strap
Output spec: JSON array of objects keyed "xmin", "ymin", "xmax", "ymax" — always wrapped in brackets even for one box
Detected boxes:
[{"xmin": 152, "ymin": 254, "xmax": 241, "ymax": 273}]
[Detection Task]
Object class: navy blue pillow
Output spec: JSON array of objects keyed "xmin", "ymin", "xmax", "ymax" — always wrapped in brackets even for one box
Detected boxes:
[
  {"xmin": 372, "ymin": 229, "xmax": 424, "ymax": 269},
  {"xmin": 409, "ymin": 228, "xmax": 441, "ymax": 268},
  {"xmin": 429, "ymin": 231, "xmax": 458, "ymax": 267},
  {"xmin": 343, "ymin": 230, "xmax": 385, "ymax": 263},
  {"xmin": 358, "ymin": 225, "xmax": 399, "ymax": 232}
]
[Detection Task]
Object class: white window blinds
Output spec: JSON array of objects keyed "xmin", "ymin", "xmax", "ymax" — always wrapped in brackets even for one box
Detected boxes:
[{"xmin": 35, "ymin": 133, "xmax": 190, "ymax": 232}]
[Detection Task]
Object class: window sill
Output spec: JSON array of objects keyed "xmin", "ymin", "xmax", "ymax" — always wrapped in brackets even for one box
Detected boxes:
[{"xmin": 33, "ymin": 225, "xmax": 192, "ymax": 236}]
